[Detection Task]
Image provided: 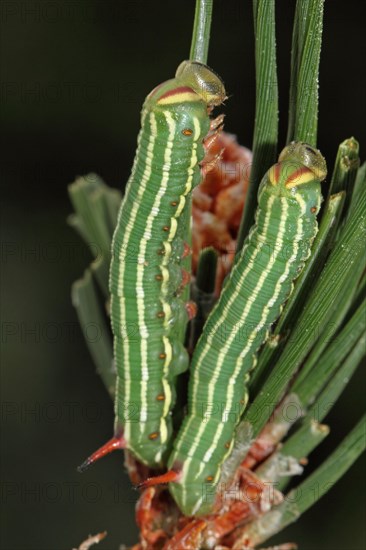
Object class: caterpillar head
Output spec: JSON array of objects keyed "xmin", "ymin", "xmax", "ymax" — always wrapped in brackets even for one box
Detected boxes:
[
  {"xmin": 267, "ymin": 142, "xmax": 327, "ymax": 191},
  {"xmin": 279, "ymin": 141, "xmax": 327, "ymax": 182},
  {"xmin": 146, "ymin": 61, "xmax": 226, "ymax": 110},
  {"xmin": 175, "ymin": 60, "xmax": 226, "ymax": 107}
]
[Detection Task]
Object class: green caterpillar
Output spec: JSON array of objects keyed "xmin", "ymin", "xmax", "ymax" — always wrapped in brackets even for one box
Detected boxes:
[
  {"xmin": 143, "ymin": 142, "xmax": 327, "ymax": 515},
  {"xmin": 78, "ymin": 61, "xmax": 226, "ymax": 471}
]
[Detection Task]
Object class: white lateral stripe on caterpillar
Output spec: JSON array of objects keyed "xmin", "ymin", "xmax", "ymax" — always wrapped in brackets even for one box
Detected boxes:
[
  {"xmin": 118, "ymin": 111, "xmax": 157, "ymax": 450},
  {"xmin": 178, "ymin": 195, "xmax": 282, "ymax": 508},
  {"xmin": 137, "ymin": 111, "xmax": 176, "ymax": 426},
  {"xmin": 112, "ymin": 110, "xmax": 148, "ymax": 447}
]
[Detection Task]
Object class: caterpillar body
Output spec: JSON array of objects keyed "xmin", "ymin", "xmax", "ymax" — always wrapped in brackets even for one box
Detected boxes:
[
  {"xmin": 144, "ymin": 142, "xmax": 327, "ymax": 514},
  {"xmin": 79, "ymin": 61, "xmax": 226, "ymax": 471}
]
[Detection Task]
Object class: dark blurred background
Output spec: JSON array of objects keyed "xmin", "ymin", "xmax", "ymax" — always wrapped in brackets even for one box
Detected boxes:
[{"xmin": 1, "ymin": 1, "xmax": 365, "ymax": 549}]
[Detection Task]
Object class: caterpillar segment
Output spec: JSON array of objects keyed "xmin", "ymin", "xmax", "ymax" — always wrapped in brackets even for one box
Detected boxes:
[
  {"xmin": 78, "ymin": 61, "xmax": 226, "ymax": 471},
  {"xmin": 140, "ymin": 142, "xmax": 327, "ymax": 515}
]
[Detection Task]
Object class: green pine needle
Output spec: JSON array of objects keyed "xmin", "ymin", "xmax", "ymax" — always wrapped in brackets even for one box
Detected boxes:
[
  {"xmin": 240, "ymin": 416, "xmax": 366, "ymax": 546},
  {"xmin": 237, "ymin": 0, "xmax": 278, "ymax": 249},
  {"xmin": 292, "ymin": 300, "xmax": 366, "ymax": 404},
  {"xmin": 72, "ymin": 269, "xmax": 115, "ymax": 398},
  {"xmin": 190, "ymin": 247, "xmax": 218, "ymax": 349},
  {"xmin": 287, "ymin": 0, "xmax": 325, "ymax": 145}
]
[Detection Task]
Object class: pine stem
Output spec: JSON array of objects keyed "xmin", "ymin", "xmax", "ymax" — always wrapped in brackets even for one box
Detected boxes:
[{"xmin": 189, "ymin": 0, "xmax": 213, "ymax": 63}]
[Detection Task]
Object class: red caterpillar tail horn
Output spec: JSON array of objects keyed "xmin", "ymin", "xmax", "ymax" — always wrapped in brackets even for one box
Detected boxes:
[
  {"xmin": 77, "ymin": 434, "xmax": 125, "ymax": 473},
  {"xmin": 137, "ymin": 469, "xmax": 180, "ymax": 490}
]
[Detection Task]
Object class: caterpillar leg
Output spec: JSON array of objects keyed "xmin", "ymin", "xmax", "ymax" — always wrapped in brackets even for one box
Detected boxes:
[
  {"xmin": 203, "ymin": 125, "xmax": 223, "ymax": 152},
  {"xmin": 200, "ymin": 149, "xmax": 225, "ymax": 176},
  {"xmin": 182, "ymin": 242, "xmax": 192, "ymax": 258},
  {"xmin": 209, "ymin": 113, "xmax": 225, "ymax": 131},
  {"xmin": 77, "ymin": 431, "xmax": 125, "ymax": 473},
  {"xmin": 180, "ymin": 268, "xmax": 191, "ymax": 288}
]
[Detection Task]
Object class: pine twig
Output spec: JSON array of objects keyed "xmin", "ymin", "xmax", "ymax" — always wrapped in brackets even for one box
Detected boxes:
[{"xmin": 189, "ymin": 0, "xmax": 213, "ymax": 63}]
